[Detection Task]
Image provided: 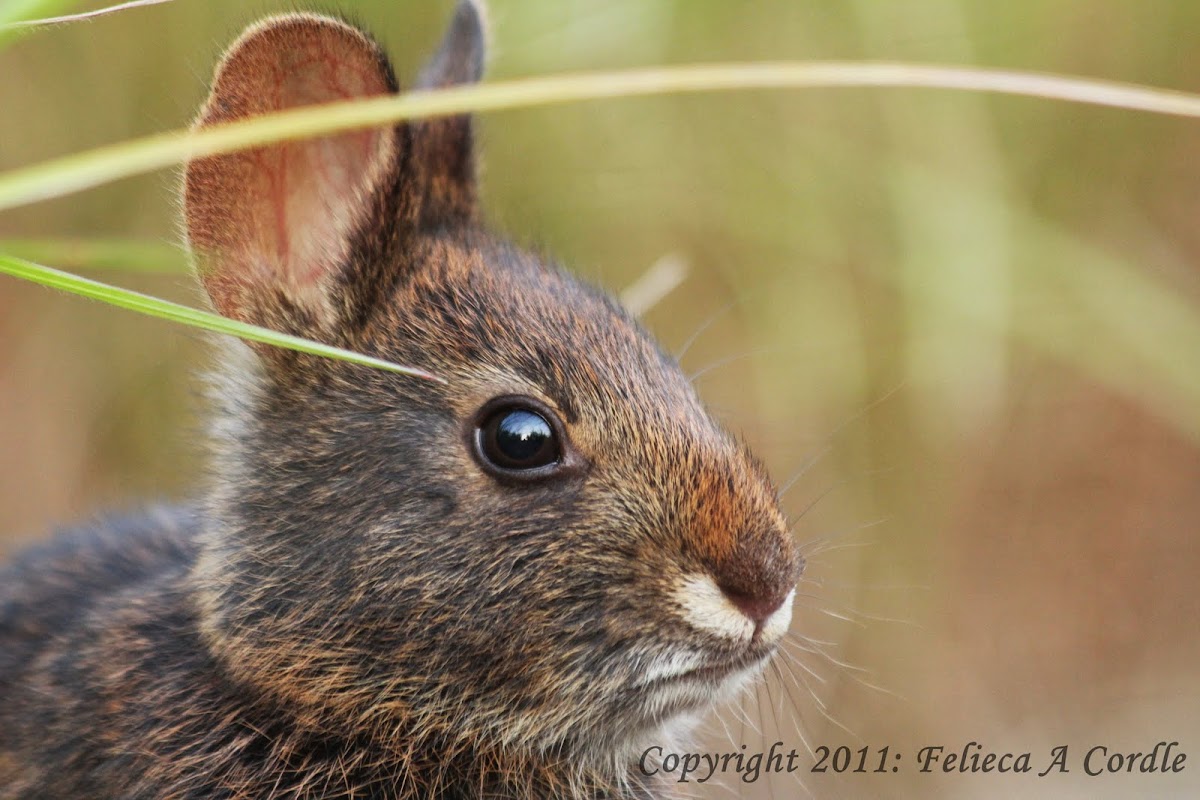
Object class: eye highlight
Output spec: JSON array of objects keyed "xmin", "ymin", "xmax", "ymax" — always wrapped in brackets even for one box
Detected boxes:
[{"xmin": 472, "ymin": 398, "xmax": 565, "ymax": 479}]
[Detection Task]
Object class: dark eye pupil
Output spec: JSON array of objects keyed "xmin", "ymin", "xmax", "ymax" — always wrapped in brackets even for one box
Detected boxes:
[
  {"xmin": 496, "ymin": 411, "xmax": 550, "ymax": 461},
  {"xmin": 481, "ymin": 408, "xmax": 558, "ymax": 470}
]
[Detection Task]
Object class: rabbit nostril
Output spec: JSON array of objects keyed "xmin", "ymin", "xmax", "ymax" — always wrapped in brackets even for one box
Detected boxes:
[
  {"xmin": 708, "ymin": 526, "xmax": 803, "ymax": 629},
  {"xmin": 717, "ymin": 582, "xmax": 789, "ymax": 627}
]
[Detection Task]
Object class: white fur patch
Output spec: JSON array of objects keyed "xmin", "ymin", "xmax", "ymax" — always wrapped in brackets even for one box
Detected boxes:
[
  {"xmin": 672, "ymin": 574, "xmax": 796, "ymax": 643},
  {"xmin": 673, "ymin": 574, "xmax": 755, "ymax": 641},
  {"xmin": 714, "ymin": 656, "xmax": 771, "ymax": 702},
  {"xmin": 761, "ymin": 587, "xmax": 796, "ymax": 643},
  {"xmin": 634, "ymin": 650, "xmax": 706, "ymax": 687}
]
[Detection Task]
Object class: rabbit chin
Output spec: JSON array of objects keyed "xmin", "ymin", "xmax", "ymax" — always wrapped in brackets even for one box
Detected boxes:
[{"xmin": 593, "ymin": 652, "xmax": 772, "ymax": 768}]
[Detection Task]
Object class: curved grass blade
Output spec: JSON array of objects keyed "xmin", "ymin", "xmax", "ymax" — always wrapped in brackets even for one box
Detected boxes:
[
  {"xmin": 2, "ymin": 64, "xmax": 1200, "ymax": 212},
  {"xmin": 0, "ymin": 254, "xmax": 445, "ymax": 383},
  {"xmin": 0, "ymin": 0, "xmax": 174, "ymax": 30},
  {"xmin": 0, "ymin": 0, "xmax": 78, "ymax": 46},
  {"xmin": 0, "ymin": 0, "xmax": 79, "ymax": 26}
]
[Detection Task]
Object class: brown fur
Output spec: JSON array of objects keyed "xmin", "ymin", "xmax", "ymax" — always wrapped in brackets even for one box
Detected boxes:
[{"xmin": 0, "ymin": 3, "xmax": 802, "ymax": 798}]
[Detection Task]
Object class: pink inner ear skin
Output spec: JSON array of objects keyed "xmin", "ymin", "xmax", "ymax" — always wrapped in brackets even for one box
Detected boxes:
[
  {"xmin": 185, "ymin": 15, "xmax": 398, "ymax": 328},
  {"xmin": 259, "ymin": 37, "xmax": 389, "ymax": 292}
]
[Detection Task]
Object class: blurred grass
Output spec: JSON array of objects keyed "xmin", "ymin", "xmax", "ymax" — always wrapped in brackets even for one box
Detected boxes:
[
  {"xmin": 0, "ymin": 237, "xmax": 184, "ymax": 270},
  {"xmin": 2, "ymin": 1, "xmax": 1199, "ymax": 798},
  {"xmin": 5, "ymin": 64, "xmax": 1200, "ymax": 213}
]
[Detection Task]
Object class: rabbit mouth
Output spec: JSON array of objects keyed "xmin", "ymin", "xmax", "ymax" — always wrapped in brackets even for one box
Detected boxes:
[
  {"xmin": 654, "ymin": 651, "xmax": 769, "ymax": 688},
  {"xmin": 677, "ymin": 653, "xmax": 768, "ymax": 684},
  {"xmin": 633, "ymin": 645, "xmax": 774, "ymax": 688},
  {"xmin": 629, "ymin": 649, "xmax": 773, "ymax": 716},
  {"xmin": 574, "ymin": 650, "xmax": 774, "ymax": 762}
]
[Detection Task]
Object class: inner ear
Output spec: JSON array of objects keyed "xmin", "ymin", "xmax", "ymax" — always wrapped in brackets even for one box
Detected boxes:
[{"xmin": 184, "ymin": 14, "xmax": 401, "ymax": 338}]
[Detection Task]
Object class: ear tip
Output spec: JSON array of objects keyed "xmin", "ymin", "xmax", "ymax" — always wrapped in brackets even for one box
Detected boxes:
[
  {"xmin": 456, "ymin": 0, "xmax": 489, "ymax": 37},
  {"xmin": 193, "ymin": 11, "xmax": 398, "ymax": 132},
  {"xmin": 416, "ymin": 0, "xmax": 488, "ymax": 88},
  {"xmin": 450, "ymin": 0, "xmax": 489, "ymax": 79},
  {"xmin": 226, "ymin": 12, "xmax": 377, "ymax": 51},
  {"xmin": 209, "ymin": 13, "xmax": 393, "ymax": 88}
]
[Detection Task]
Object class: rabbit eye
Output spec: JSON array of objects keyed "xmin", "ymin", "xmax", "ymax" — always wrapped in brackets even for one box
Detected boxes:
[{"xmin": 473, "ymin": 400, "xmax": 563, "ymax": 477}]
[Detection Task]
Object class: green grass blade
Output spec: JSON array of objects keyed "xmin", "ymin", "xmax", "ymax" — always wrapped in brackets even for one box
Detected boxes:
[
  {"xmin": 0, "ymin": 254, "xmax": 445, "ymax": 383},
  {"xmin": 2, "ymin": 64, "xmax": 1200, "ymax": 212},
  {"xmin": 0, "ymin": 237, "xmax": 185, "ymax": 271}
]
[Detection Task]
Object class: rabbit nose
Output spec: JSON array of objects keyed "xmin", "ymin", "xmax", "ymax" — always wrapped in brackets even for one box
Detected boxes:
[
  {"xmin": 717, "ymin": 582, "xmax": 791, "ymax": 627},
  {"xmin": 712, "ymin": 531, "xmax": 803, "ymax": 628}
]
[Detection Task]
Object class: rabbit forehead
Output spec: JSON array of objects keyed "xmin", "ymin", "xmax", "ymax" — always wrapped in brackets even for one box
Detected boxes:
[{"xmin": 371, "ymin": 230, "xmax": 704, "ymax": 428}]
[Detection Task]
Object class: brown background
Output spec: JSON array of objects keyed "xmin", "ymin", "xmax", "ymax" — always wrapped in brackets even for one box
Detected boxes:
[{"xmin": 2, "ymin": 1, "xmax": 1199, "ymax": 797}]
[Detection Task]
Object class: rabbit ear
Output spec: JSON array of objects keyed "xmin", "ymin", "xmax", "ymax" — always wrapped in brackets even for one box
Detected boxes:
[
  {"xmin": 411, "ymin": 0, "xmax": 487, "ymax": 224},
  {"xmin": 183, "ymin": 14, "xmax": 403, "ymax": 342}
]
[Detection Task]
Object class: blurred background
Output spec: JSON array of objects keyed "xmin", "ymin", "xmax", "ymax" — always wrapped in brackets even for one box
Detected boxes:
[{"xmin": 3, "ymin": 0, "xmax": 1199, "ymax": 797}]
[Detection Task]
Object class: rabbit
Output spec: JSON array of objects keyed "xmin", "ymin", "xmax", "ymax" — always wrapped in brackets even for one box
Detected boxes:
[{"xmin": 0, "ymin": 1, "xmax": 803, "ymax": 797}]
